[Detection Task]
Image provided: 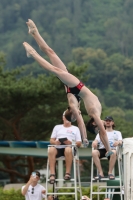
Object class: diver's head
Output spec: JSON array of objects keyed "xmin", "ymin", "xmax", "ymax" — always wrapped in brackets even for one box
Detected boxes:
[
  {"xmin": 64, "ymin": 107, "xmax": 76, "ymax": 122},
  {"xmin": 86, "ymin": 118, "xmax": 98, "ymax": 134}
]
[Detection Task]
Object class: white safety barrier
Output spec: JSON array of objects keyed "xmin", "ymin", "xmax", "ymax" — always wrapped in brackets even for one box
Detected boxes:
[{"xmin": 123, "ymin": 138, "xmax": 133, "ymax": 200}]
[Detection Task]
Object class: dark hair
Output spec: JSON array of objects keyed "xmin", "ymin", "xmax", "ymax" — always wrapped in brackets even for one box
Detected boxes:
[
  {"xmin": 64, "ymin": 109, "xmax": 72, "ymax": 122},
  {"xmin": 35, "ymin": 171, "xmax": 40, "ymax": 177},
  {"xmin": 86, "ymin": 118, "xmax": 97, "ymax": 134},
  {"xmin": 112, "ymin": 124, "xmax": 115, "ymax": 129}
]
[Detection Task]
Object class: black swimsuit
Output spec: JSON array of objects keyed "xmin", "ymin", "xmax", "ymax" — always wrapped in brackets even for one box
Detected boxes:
[{"xmin": 66, "ymin": 81, "xmax": 84, "ymax": 102}]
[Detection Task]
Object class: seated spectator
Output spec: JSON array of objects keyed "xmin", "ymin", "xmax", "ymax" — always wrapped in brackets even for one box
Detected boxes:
[
  {"xmin": 48, "ymin": 111, "xmax": 82, "ymax": 184},
  {"xmin": 21, "ymin": 171, "xmax": 53, "ymax": 200},
  {"xmin": 92, "ymin": 116, "xmax": 122, "ymax": 180}
]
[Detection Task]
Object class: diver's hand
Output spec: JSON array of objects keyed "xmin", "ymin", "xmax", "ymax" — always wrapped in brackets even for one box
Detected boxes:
[{"xmin": 83, "ymin": 138, "xmax": 89, "ymax": 147}]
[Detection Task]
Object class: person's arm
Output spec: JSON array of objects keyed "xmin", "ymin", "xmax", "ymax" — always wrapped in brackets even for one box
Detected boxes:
[
  {"xmin": 50, "ymin": 126, "xmax": 61, "ymax": 145},
  {"xmin": 21, "ymin": 183, "xmax": 30, "ymax": 196},
  {"xmin": 72, "ymin": 106, "xmax": 87, "ymax": 139},
  {"xmin": 113, "ymin": 140, "xmax": 122, "ymax": 147},
  {"xmin": 113, "ymin": 139, "xmax": 122, "ymax": 147},
  {"xmin": 67, "ymin": 94, "xmax": 87, "ymax": 140},
  {"xmin": 75, "ymin": 126, "xmax": 82, "ymax": 147},
  {"xmin": 91, "ymin": 112, "xmax": 111, "ymax": 152},
  {"xmin": 21, "ymin": 176, "xmax": 34, "ymax": 196},
  {"xmin": 118, "ymin": 131, "xmax": 123, "ymax": 146},
  {"xmin": 50, "ymin": 138, "xmax": 61, "ymax": 145},
  {"xmin": 74, "ymin": 112, "xmax": 86, "ymax": 137},
  {"xmin": 92, "ymin": 139, "xmax": 99, "ymax": 149},
  {"xmin": 118, "ymin": 140, "xmax": 123, "ymax": 146},
  {"xmin": 76, "ymin": 141, "xmax": 82, "ymax": 147},
  {"xmin": 113, "ymin": 131, "xmax": 123, "ymax": 147},
  {"xmin": 41, "ymin": 186, "xmax": 46, "ymax": 198}
]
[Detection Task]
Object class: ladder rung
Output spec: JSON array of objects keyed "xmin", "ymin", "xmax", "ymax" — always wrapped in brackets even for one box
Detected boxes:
[
  {"xmin": 91, "ymin": 192, "xmax": 122, "ymax": 194},
  {"xmin": 99, "ymin": 186, "xmax": 122, "ymax": 188},
  {"xmin": 46, "ymin": 192, "xmax": 76, "ymax": 195},
  {"xmin": 92, "ymin": 178, "xmax": 120, "ymax": 181},
  {"xmin": 55, "ymin": 186, "xmax": 80, "ymax": 189},
  {"xmin": 47, "ymin": 178, "xmax": 76, "ymax": 181}
]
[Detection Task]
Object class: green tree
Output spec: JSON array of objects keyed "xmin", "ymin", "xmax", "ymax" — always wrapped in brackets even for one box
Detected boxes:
[{"xmin": 0, "ymin": 53, "xmax": 89, "ymax": 183}]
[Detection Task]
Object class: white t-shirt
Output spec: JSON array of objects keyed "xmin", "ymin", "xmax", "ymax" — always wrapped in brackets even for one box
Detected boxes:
[
  {"xmin": 95, "ymin": 130, "xmax": 122, "ymax": 149},
  {"xmin": 51, "ymin": 124, "xmax": 81, "ymax": 148},
  {"xmin": 22, "ymin": 184, "xmax": 46, "ymax": 200}
]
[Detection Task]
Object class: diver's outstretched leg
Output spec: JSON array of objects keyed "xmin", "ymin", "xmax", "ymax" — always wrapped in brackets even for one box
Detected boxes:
[
  {"xmin": 26, "ymin": 19, "xmax": 67, "ymax": 72},
  {"xmin": 26, "ymin": 19, "xmax": 39, "ymax": 36},
  {"xmin": 23, "ymin": 42, "xmax": 79, "ymax": 87},
  {"xmin": 23, "ymin": 42, "xmax": 58, "ymax": 74}
]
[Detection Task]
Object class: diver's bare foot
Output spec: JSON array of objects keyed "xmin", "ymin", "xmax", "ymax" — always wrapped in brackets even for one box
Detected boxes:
[
  {"xmin": 23, "ymin": 42, "xmax": 36, "ymax": 57},
  {"xmin": 26, "ymin": 19, "xmax": 39, "ymax": 36}
]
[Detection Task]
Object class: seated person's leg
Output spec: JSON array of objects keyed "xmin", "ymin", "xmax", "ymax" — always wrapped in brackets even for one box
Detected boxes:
[
  {"xmin": 92, "ymin": 149, "xmax": 105, "ymax": 180},
  {"xmin": 108, "ymin": 149, "xmax": 117, "ymax": 180},
  {"xmin": 48, "ymin": 147, "xmax": 57, "ymax": 184},
  {"xmin": 64, "ymin": 147, "xmax": 73, "ymax": 180}
]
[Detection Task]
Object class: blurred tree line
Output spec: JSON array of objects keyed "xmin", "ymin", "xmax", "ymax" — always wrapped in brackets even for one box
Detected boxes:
[
  {"xmin": 0, "ymin": 0, "xmax": 133, "ymax": 68},
  {"xmin": 0, "ymin": 0, "xmax": 133, "ymax": 183}
]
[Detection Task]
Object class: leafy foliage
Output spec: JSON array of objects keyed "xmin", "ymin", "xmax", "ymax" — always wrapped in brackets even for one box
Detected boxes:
[
  {"xmin": 0, "ymin": 188, "xmax": 24, "ymax": 200},
  {"xmin": 0, "ymin": 54, "xmax": 89, "ymax": 183},
  {"xmin": 0, "ymin": 57, "xmax": 88, "ymax": 141},
  {"xmin": 0, "ymin": 0, "xmax": 133, "ymax": 68}
]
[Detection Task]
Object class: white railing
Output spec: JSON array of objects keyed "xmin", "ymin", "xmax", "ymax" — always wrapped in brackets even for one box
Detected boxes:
[{"xmin": 123, "ymin": 138, "xmax": 133, "ymax": 200}]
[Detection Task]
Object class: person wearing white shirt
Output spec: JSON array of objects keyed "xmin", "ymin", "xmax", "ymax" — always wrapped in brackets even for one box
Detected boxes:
[
  {"xmin": 21, "ymin": 171, "xmax": 52, "ymax": 200},
  {"xmin": 92, "ymin": 116, "xmax": 122, "ymax": 180},
  {"xmin": 48, "ymin": 111, "xmax": 82, "ymax": 184}
]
